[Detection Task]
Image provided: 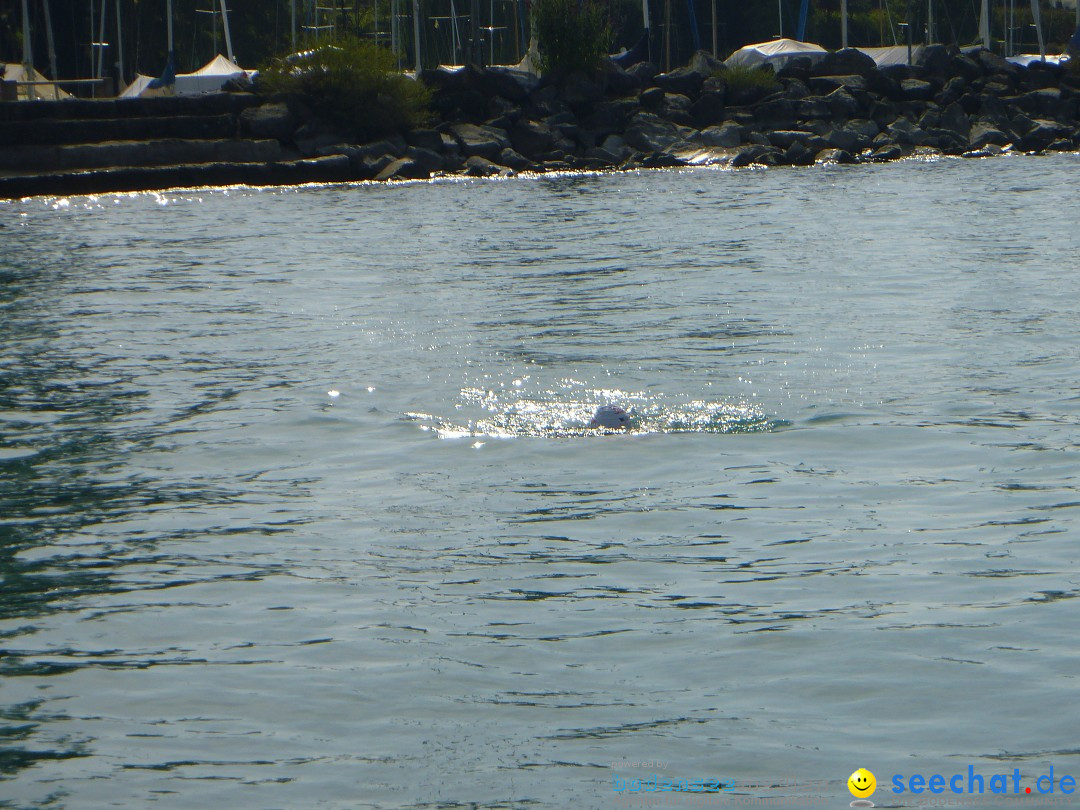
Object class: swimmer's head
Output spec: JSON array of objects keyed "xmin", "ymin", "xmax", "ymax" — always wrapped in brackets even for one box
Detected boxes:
[{"xmin": 590, "ymin": 404, "xmax": 630, "ymax": 430}]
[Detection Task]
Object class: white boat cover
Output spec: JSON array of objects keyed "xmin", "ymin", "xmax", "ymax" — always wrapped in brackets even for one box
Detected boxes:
[
  {"xmin": 857, "ymin": 45, "xmax": 924, "ymax": 67},
  {"xmin": 1007, "ymin": 53, "xmax": 1069, "ymax": 67},
  {"xmin": 1, "ymin": 63, "xmax": 72, "ymax": 100},
  {"xmin": 724, "ymin": 38, "xmax": 827, "ymax": 71},
  {"xmin": 121, "ymin": 54, "xmax": 254, "ymax": 98}
]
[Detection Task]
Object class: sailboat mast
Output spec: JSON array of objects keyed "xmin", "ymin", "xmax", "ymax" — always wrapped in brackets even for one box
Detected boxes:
[
  {"xmin": 97, "ymin": 0, "xmax": 107, "ymax": 80},
  {"xmin": 412, "ymin": 0, "xmax": 421, "ymax": 73},
  {"xmin": 711, "ymin": 0, "xmax": 716, "ymax": 56},
  {"xmin": 114, "ymin": 0, "xmax": 124, "ymax": 85},
  {"xmin": 21, "ymin": 0, "xmax": 34, "ymax": 71},
  {"xmin": 1030, "ymin": 0, "xmax": 1045, "ymax": 60},
  {"xmin": 219, "ymin": 0, "xmax": 235, "ymax": 62},
  {"xmin": 842, "ymin": 0, "xmax": 848, "ymax": 48},
  {"xmin": 42, "ymin": 0, "xmax": 59, "ymax": 80}
]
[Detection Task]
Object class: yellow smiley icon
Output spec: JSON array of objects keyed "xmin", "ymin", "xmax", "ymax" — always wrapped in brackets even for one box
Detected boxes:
[{"xmin": 848, "ymin": 768, "xmax": 877, "ymax": 798}]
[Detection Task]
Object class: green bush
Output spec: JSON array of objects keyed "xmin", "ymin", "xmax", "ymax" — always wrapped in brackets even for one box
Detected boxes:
[
  {"xmin": 715, "ymin": 64, "xmax": 780, "ymax": 95},
  {"xmin": 257, "ymin": 37, "xmax": 430, "ymax": 140},
  {"xmin": 532, "ymin": 0, "xmax": 614, "ymax": 77}
]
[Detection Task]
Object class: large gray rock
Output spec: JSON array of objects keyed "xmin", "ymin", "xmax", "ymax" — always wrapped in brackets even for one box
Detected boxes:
[
  {"xmin": 823, "ymin": 86, "xmax": 861, "ymax": 118},
  {"xmin": 240, "ymin": 103, "xmax": 297, "ymax": 140},
  {"xmin": 968, "ymin": 120, "xmax": 1011, "ymax": 149},
  {"xmin": 900, "ymin": 79, "xmax": 934, "ymax": 101},
  {"xmin": 579, "ymin": 98, "xmax": 640, "ymax": 135},
  {"xmin": 936, "ymin": 76, "xmax": 968, "ymax": 105},
  {"xmin": 689, "ymin": 49, "xmax": 725, "ymax": 75},
  {"xmin": 1013, "ymin": 88, "xmax": 1064, "ymax": 117},
  {"xmin": 826, "ymin": 124, "xmax": 871, "ymax": 152},
  {"xmin": 375, "ymin": 157, "xmax": 430, "ymax": 181},
  {"xmin": 468, "ymin": 66, "xmax": 538, "ymax": 102},
  {"xmin": 939, "ymin": 102, "xmax": 971, "ymax": 138},
  {"xmin": 914, "ymin": 44, "xmax": 951, "ymax": 77},
  {"xmin": 623, "ymin": 112, "xmax": 694, "ymax": 153},
  {"xmin": 812, "ymin": 48, "xmax": 878, "ymax": 78},
  {"xmin": 406, "ymin": 128, "xmax": 444, "ymax": 152},
  {"xmin": 949, "ymin": 53, "xmax": 983, "ymax": 83},
  {"xmin": 660, "ymin": 93, "xmax": 694, "ymax": 126},
  {"xmin": 450, "ymin": 123, "xmax": 511, "ymax": 159},
  {"xmin": 561, "ymin": 72, "xmax": 604, "ymax": 105},
  {"xmin": 795, "ymin": 97, "xmax": 831, "ymax": 119},
  {"xmin": 627, "ymin": 62, "xmax": 658, "ymax": 84},
  {"xmin": 598, "ymin": 134, "xmax": 631, "ymax": 161},
  {"xmin": 693, "ymin": 122, "xmax": 742, "ymax": 148},
  {"xmin": 653, "ymin": 65, "xmax": 707, "ymax": 98},
  {"xmin": 352, "ymin": 152, "xmax": 397, "ymax": 179},
  {"xmin": 868, "ymin": 144, "xmax": 903, "ymax": 161},
  {"xmin": 887, "ymin": 117, "xmax": 930, "ymax": 145},
  {"xmin": 767, "ymin": 130, "xmax": 816, "ymax": 148},
  {"xmin": 510, "ymin": 119, "xmax": 556, "ymax": 156},
  {"xmin": 405, "ymin": 146, "xmax": 445, "ymax": 174},
  {"xmin": 782, "ymin": 140, "xmax": 815, "ymax": 165},
  {"xmin": 496, "ymin": 147, "xmax": 536, "ymax": 171},
  {"xmin": 809, "ymin": 75, "xmax": 868, "ymax": 95},
  {"xmin": 975, "ymin": 48, "xmax": 1012, "ymax": 76},
  {"xmin": 691, "ymin": 91, "xmax": 726, "ymax": 127},
  {"xmin": 730, "ymin": 144, "xmax": 781, "ymax": 167},
  {"xmin": 815, "ymin": 147, "xmax": 857, "ymax": 164},
  {"xmin": 847, "ymin": 119, "xmax": 881, "ymax": 139},
  {"xmin": 1016, "ymin": 119, "xmax": 1070, "ymax": 152},
  {"xmin": 601, "ymin": 60, "xmax": 642, "ymax": 95},
  {"xmin": 751, "ymin": 98, "xmax": 797, "ymax": 129},
  {"xmin": 464, "ymin": 155, "xmax": 510, "ymax": 176}
]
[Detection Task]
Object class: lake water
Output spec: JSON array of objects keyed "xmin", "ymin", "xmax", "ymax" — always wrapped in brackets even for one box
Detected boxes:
[{"xmin": 2, "ymin": 155, "xmax": 1079, "ymax": 810}]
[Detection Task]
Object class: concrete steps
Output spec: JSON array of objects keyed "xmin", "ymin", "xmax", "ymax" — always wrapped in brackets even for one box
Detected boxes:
[
  {"xmin": 0, "ymin": 155, "xmax": 355, "ymax": 198},
  {"xmin": 0, "ymin": 138, "xmax": 284, "ymax": 173},
  {"xmin": 0, "ymin": 92, "xmax": 368, "ymax": 197},
  {"xmin": 0, "ymin": 114, "xmax": 241, "ymax": 146}
]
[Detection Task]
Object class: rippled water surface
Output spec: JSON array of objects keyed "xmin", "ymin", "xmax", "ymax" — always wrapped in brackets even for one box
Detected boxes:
[{"xmin": 2, "ymin": 156, "xmax": 1079, "ymax": 809}]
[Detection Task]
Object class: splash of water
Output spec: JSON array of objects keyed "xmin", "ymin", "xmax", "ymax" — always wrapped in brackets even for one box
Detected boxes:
[{"xmin": 405, "ymin": 384, "xmax": 774, "ymax": 439}]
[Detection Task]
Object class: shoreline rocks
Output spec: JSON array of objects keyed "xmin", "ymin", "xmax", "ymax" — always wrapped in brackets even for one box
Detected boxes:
[{"xmin": 1, "ymin": 45, "xmax": 1079, "ymax": 198}]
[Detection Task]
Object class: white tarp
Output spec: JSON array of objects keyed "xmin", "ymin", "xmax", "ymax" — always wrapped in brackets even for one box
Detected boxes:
[
  {"xmin": 1007, "ymin": 53, "xmax": 1069, "ymax": 67},
  {"xmin": 724, "ymin": 38, "xmax": 827, "ymax": 71},
  {"xmin": 1, "ymin": 63, "xmax": 72, "ymax": 100},
  {"xmin": 120, "ymin": 54, "xmax": 253, "ymax": 98},
  {"xmin": 119, "ymin": 73, "xmax": 154, "ymax": 98},
  {"xmin": 857, "ymin": 45, "xmax": 924, "ymax": 67}
]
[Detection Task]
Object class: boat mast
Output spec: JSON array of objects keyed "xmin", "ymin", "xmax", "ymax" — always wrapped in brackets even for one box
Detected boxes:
[
  {"xmin": 842, "ymin": 0, "xmax": 848, "ymax": 47},
  {"xmin": 42, "ymin": 0, "xmax": 59, "ymax": 80},
  {"xmin": 290, "ymin": 0, "xmax": 296, "ymax": 50},
  {"xmin": 1030, "ymin": 0, "xmax": 1045, "ymax": 60},
  {"xmin": 219, "ymin": 0, "xmax": 235, "ymax": 63},
  {"xmin": 167, "ymin": 0, "xmax": 175, "ymax": 72},
  {"xmin": 114, "ymin": 0, "xmax": 124, "ymax": 85},
  {"xmin": 21, "ymin": 0, "xmax": 34, "ymax": 74},
  {"xmin": 412, "ymin": 0, "xmax": 421, "ymax": 72},
  {"xmin": 96, "ymin": 0, "xmax": 107, "ymax": 81}
]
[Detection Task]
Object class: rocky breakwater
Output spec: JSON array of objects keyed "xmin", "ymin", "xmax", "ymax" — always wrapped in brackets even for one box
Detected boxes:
[
  {"xmin": 384, "ymin": 46, "xmax": 1079, "ymax": 176},
  {"xmin": 3, "ymin": 45, "xmax": 1080, "ymax": 198}
]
